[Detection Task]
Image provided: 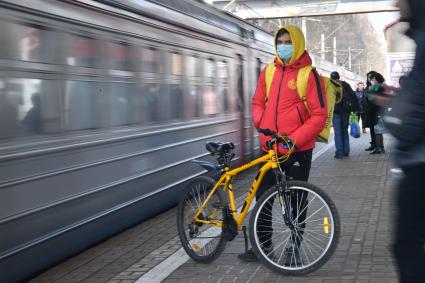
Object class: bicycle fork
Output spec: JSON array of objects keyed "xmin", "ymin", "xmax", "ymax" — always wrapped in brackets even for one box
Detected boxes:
[{"xmin": 274, "ymin": 169, "xmax": 294, "ymax": 230}]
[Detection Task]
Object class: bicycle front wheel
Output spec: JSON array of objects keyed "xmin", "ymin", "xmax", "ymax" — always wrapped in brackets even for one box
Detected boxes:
[
  {"xmin": 177, "ymin": 176, "xmax": 227, "ymax": 263},
  {"xmin": 249, "ymin": 181, "xmax": 340, "ymax": 275}
]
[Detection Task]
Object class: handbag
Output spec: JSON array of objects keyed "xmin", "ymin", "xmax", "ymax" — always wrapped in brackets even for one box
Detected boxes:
[{"xmin": 374, "ymin": 116, "xmax": 386, "ymax": 134}]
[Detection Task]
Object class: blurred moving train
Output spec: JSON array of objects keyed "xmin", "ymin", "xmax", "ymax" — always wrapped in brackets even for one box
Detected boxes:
[{"xmin": 0, "ymin": 0, "xmax": 363, "ymax": 281}]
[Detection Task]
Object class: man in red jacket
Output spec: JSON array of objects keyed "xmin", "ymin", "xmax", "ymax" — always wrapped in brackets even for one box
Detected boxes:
[{"xmin": 238, "ymin": 25, "xmax": 327, "ymax": 263}]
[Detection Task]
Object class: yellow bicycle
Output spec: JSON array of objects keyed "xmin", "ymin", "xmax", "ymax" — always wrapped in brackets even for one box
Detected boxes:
[{"xmin": 177, "ymin": 128, "xmax": 340, "ymax": 275}]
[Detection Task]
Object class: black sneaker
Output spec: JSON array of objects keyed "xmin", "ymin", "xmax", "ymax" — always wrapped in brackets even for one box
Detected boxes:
[
  {"xmin": 370, "ymin": 147, "xmax": 384, "ymax": 155},
  {"xmin": 365, "ymin": 146, "xmax": 376, "ymax": 151},
  {"xmin": 284, "ymin": 246, "xmax": 303, "ymax": 266},
  {"xmin": 238, "ymin": 249, "xmax": 258, "ymax": 262}
]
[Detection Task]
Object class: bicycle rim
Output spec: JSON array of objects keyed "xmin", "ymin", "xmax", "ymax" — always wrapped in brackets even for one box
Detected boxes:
[
  {"xmin": 251, "ymin": 183, "xmax": 339, "ymax": 273},
  {"xmin": 177, "ymin": 177, "xmax": 226, "ymax": 262}
]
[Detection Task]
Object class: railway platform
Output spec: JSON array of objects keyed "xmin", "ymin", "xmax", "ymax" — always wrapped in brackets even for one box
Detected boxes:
[{"xmin": 29, "ymin": 133, "xmax": 398, "ymax": 283}]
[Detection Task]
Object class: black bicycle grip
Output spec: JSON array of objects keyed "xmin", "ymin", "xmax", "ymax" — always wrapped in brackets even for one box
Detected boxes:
[{"xmin": 257, "ymin": 128, "xmax": 276, "ymax": 137}]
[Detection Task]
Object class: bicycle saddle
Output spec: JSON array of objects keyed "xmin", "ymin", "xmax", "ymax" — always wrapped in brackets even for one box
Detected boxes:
[{"xmin": 206, "ymin": 142, "xmax": 235, "ymax": 154}]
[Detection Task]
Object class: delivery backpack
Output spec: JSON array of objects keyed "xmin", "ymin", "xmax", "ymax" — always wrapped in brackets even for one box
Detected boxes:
[{"xmin": 265, "ymin": 63, "xmax": 339, "ymax": 143}]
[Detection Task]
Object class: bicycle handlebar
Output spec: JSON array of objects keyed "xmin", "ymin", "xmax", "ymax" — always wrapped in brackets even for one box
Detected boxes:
[
  {"xmin": 257, "ymin": 128, "xmax": 277, "ymax": 138},
  {"xmin": 257, "ymin": 128, "xmax": 294, "ymax": 149}
]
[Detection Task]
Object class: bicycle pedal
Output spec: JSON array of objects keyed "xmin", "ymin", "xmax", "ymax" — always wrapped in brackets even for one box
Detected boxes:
[{"xmin": 212, "ymin": 202, "xmax": 224, "ymax": 209}]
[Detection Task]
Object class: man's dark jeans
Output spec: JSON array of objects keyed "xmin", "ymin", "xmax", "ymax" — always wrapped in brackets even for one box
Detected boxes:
[
  {"xmin": 393, "ymin": 164, "xmax": 425, "ymax": 283},
  {"xmin": 333, "ymin": 112, "xmax": 350, "ymax": 157},
  {"xmin": 256, "ymin": 150, "xmax": 312, "ymax": 249}
]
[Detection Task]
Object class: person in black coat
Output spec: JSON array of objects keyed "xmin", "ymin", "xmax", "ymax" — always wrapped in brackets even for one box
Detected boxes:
[
  {"xmin": 367, "ymin": 72, "xmax": 386, "ymax": 154},
  {"xmin": 363, "ymin": 71, "xmax": 378, "ymax": 151},
  {"xmin": 376, "ymin": 0, "xmax": 425, "ymax": 282}
]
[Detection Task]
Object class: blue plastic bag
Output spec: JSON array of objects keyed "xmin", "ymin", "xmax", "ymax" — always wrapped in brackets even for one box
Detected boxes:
[{"xmin": 350, "ymin": 123, "xmax": 360, "ymax": 138}]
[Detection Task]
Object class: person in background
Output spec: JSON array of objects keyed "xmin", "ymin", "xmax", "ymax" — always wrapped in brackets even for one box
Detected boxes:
[
  {"xmin": 364, "ymin": 71, "xmax": 379, "ymax": 151},
  {"xmin": 367, "ymin": 72, "xmax": 386, "ymax": 154},
  {"xmin": 374, "ymin": 1, "xmax": 425, "ymax": 281},
  {"xmin": 330, "ymin": 71, "xmax": 354, "ymax": 158},
  {"xmin": 355, "ymin": 82, "xmax": 367, "ymax": 133},
  {"xmin": 398, "ymin": 75, "xmax": 408, "ymax": 89},
  {"xmin": 23, "ymin": 92, "xmax": 43, "ymax": 134}
]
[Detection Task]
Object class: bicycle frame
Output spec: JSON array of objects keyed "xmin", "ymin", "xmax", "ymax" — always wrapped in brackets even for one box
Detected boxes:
[{"xmin": 193, "ymin": 148, "xmax": 282, "ymax": 228}]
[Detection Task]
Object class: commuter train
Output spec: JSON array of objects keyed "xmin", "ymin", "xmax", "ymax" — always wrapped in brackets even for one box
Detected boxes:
[{"xmin": 0, "ymin": 0, "xmax": 362, "ymax": 281}]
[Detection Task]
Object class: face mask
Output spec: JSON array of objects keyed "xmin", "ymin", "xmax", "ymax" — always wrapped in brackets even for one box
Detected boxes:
[{"xmin": 277, "ymin": 44, "xmax": 293, "ymax": 62}]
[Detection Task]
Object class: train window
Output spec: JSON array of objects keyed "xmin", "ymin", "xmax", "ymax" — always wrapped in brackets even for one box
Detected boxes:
[
  {"xmin": 205, "ymin": 58, "xmax": 216, "ymax": 78},
  {"xmin": 217, "ymin": 61, "xmax": 228, "ymax": 78},
  {"xmin": 143, "ymin": 83, "xmax": 161, "ymax": 122},
  {"xmin": 256, "ymin": 58, "xmax": 262, "ymax": 78},
  {"xmin": 131, "ymin": 47, "xmax": 143, "ymax": 72},
  {"xmin": 203, "ymin": 86, "xmax": 218, "ymax": 117},
  {"xmin": 217, "ymin": 61, "xmax": 229, "ymax": 114},
  {"xmin": 170, "ymin": 52, "xmax": 183, "ymax": 75},
  {"xmin": 110, "ymin": 82, "xmax": 134, "ymax": 126},
  {"xmin": 186, "ymin": 85, "xmax": 201, "ymax": 119},
  {"xmin": 0, "ymin": 21, "xmax": 63, "ymax": 64},
  {"xmin": 128, "ymin": 84, "xmax": 144, "ymax": 125},
  {"xmin": 107, "ymin": 42, "xmax": 131, "ymax": 71},
  {"xmin": 221, "ymin": 88, "xmax": 230, "ymax": 113},
  {"xmin": 186, "ymin": 56, "xmax": 198, "ymax": 77},
  {"xmin": 142, "ymin": 47, "xmax": 161, "ymax": 73},
  {"xmin": 169, "ymin": 84, "xmax": 184, "ymax": 120},
  {"xmin": 64, "ymin": 81, "xmax": 100, "ymax": 130},
  {"xmin": 65, "ymin": 34, "xmax": 98, "ymax": 68},
  {"xmin": 0, "ymin": 78, "xmax": 61, "ymax": 141}
]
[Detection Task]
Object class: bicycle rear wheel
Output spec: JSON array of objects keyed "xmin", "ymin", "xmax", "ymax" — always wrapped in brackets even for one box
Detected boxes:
[
  {"xmin": 177, "ymin": 176, "xmax": 227, "ymax": 263},
  {"xmin": 249, "ymin": 180, "xmax": 340, "ymax": 275}
]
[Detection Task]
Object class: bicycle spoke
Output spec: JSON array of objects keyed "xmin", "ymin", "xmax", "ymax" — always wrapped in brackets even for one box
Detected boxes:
[
  {"xmin": 277, "ymin": 233, "xmax": 293, "ymax": 264},
  {"xmin": 301, "ymin": 230, "xmax": 331, "ymax": 245},
  {"xmin": 265, "ymin": 231, "xmax": 292, "ymax": 256},
  {"xmin": 297, "ymin": 204, "xmax": 326, "ymax": 226},
  {"xmin": 291, "ymin": 195, "xmax": 317, "ymax": 224},
  {"xmin": 300, "ymin": 234, "xmax": 326, "ymax": 255},
  {"xmin": 297, "ymin": 232, "xmax": 311, "ymax": 265}
]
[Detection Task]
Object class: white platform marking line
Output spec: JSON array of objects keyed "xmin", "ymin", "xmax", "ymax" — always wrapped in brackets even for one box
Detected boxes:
[
  {"xmin": 312, "ymin": 141, "xmax": 334, "ymax": 162},
  {"xmin": 136, "ymin": 143, "xmax": 333, "ymax": 283}
]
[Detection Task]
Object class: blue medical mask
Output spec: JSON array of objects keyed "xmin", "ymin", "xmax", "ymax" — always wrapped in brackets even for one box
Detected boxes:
[{"xmin": 277, "ymin": 44, "xmax": 293, "ymax": 62}]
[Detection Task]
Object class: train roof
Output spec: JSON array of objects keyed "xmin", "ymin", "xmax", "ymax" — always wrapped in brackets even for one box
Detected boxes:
[{"xmin": 98, "ymin": 0, "xmax": 273, "ymax": 45}]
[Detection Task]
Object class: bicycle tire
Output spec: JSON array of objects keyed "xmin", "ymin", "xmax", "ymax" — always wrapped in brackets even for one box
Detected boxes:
[
  {"xmin": 249, "ymin": 180, "xmax": 340, "ymax": 275},
  {"xmin": 177, "ymin": 176, "xmax": 227, "ymax": 263}
]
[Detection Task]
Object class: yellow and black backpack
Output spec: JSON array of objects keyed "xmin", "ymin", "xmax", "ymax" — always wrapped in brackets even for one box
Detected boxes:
[{"xmin": 264, "ymin": 63, "xmax": 341, "ymax": 143}]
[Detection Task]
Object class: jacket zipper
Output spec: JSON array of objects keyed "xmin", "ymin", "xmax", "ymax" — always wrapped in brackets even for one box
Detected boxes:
[
  {"xmin": 296, "ymin": 105, "xmax": 304, "ymax": 124},
  {"xmin": 275, "ymin": 70, "xmax": 284, "ymax": 133}
]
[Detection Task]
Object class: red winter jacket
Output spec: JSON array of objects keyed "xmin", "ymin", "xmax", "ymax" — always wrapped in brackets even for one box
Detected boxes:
[{"xmin": 252, "ymin": 26, "xmax": 327, "ymax": 154}]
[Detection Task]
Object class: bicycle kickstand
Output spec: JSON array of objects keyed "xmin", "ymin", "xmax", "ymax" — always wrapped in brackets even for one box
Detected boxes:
[{"xmin": 242, "ymin": 225, "xmax": 249, "ymax": 253}]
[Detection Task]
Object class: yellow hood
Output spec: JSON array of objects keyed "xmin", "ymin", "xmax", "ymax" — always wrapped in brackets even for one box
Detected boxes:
[{"xmin": 274, "ymin": 25, "xmax": 306, "ymax": 65}]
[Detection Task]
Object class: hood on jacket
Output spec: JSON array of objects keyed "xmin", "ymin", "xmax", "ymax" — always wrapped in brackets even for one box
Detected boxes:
[{"xmin": 274, "ymin": 25, "xmax": 306, "ymax": 65}]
